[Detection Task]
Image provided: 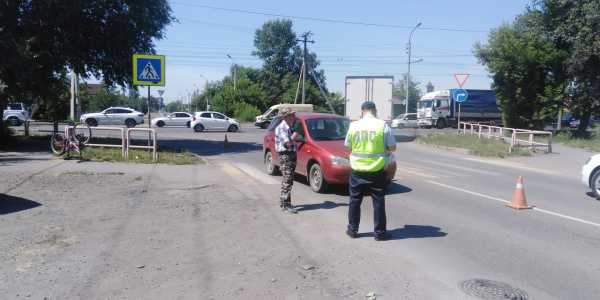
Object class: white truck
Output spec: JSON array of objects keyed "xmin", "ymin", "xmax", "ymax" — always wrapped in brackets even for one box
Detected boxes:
[
  {"xmin": 344, "ymin": 76, "xmax": 394, "ymax": 121},
  {"xmin": 3, "ymin": 103, "xmax": 30, "ymax": 126}
]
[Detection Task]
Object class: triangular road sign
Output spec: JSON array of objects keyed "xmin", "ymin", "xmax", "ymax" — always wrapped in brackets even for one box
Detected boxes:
[
  {"xmin": 140, "ymin": 62, "xmax": 160, "ymax": 81},
  {"xmin": 454, "ymin": 73, "xmax": 470, "ymax": 88}
]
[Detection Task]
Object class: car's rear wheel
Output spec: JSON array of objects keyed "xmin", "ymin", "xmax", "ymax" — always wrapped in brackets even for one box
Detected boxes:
[
  {"xmin": 193, "ymin": 124, "xmax": 205, "ymax": 132},
  {"xmin": 85, "ymin": 118, "xmax": 98, "ymax": 127},
  {"xmin": 156, "ymin": 120, "xmax": 165, "ymax": 127},
  {"xmin": 125, "ymin": 119, "xmax": 136, "ymax": 128},
  {"xmin": 591, "ymin": 170, "xmax": 600, "ymax": 199},
  {"xmin": 309, "ymin": 163, "xmax": 328, "ymax": 193},
  {"xmin": 265, "ymin": 151, "xmax": 280, "ymax": 175},
  {"xmin": 228, "ymin": 124, "xmax": 239, "ymax": 132}
]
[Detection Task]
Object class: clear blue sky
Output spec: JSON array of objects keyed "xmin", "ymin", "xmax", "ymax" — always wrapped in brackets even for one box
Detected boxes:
[{"xmin": 152, "ymin": 0, "xmax": 528, "ymax": 102}]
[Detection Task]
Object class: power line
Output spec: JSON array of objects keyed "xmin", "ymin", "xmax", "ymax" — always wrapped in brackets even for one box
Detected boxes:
[{"xmin": 171, "ymin": 2, "xmax": 488, "ymax": 33}]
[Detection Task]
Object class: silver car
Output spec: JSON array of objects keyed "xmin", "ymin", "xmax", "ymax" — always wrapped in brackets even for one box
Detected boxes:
[
  {"xmin": 80, "ymin": 107, "xmax": 144, "ymax": 128},
  {"xmin": 151, "ymin": 112, "xmax": 192, "ymax": 128},
  {"xmin": 391, "ymin": 113, "xmax": 418, "ymax": 128}
]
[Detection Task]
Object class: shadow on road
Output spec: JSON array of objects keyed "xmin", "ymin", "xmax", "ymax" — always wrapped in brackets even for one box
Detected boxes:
[
  {"xmin": 586, "ymin": 192, "xmax": 599, "ymax": 201},
  {"xmin": 0, "ymin": 194, "xmax": 42, "ymax": 214},
  {"xmin": 297, "ymin": 200, "xmax": 348, "ymax": 212},
  {"xmin": 357, "ymin": 225, "xmax": 447, "ymax": 240},
  {"xmin": 159, "ymin": 139, "xmax": 262, "ymax": 156},
  {"xmin": 388, "ymin": 181, "xmax": 413, "ymax": 195}
]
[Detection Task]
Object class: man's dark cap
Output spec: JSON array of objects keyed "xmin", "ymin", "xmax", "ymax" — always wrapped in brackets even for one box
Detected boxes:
[{"xmin": 361, "ymin": 101, "xmax": 376, "ymax": 111}]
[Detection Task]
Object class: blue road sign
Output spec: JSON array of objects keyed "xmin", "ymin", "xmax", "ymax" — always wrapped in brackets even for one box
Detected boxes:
[
  {"xmin": 452, "ymin": 89, "xmax": 469, "ymax": 103},
  {"xmin": 132, "ymin": 54, "xmax": 165, "ymax": 86}
]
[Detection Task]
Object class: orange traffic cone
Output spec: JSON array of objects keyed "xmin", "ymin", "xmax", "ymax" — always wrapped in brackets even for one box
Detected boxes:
[{"xmin": 506, "ymin": 176, "xmax": 532, "ymax": 210}]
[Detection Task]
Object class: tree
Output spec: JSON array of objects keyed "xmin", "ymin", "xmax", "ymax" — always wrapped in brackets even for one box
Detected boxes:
[
  {"xmin": 253, "ymin": 19, "xmax": 327, "ymax": 107},
  {"xmin": 393, "ymin": 75, "xmax": 422, "ymax": 115},
  {"xmin": 536, "ymin": 0, "xmax": 600, "ymax": 136},
  {"xmin": 474, "ymin": 12, "xmax": 567, "ymax": 129},
  {"xmin": 165, "ymin": 101, "xmax": 186, "ymax": 113},
  {"xmin": 0, "ymin": 1, "xmax": 173, "ymax": 139}
]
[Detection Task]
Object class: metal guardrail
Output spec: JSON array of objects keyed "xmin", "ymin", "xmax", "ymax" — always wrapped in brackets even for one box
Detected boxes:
[
  {"xmin": 86, "ymin": 127, "xmax": 126, "ymax": 157},
  {"xmin": 125, "ymin": 128, "xmax": 157, "ymax": 161},
  {"xmin": 459, "ymin": 122, "xmax": 553, "ymax": 153}
]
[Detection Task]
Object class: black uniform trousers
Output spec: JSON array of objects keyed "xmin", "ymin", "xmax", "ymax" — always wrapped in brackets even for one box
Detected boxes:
[{"xmin": 347, "ymin": 169, "xmax": 387, "ymax": 236}]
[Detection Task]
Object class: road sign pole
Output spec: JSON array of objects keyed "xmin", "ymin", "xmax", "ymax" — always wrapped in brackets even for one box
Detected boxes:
[
  {"xmin": 457, "ymin": 103, "xmax": 462, "ymax": 134},
  {"xmin": 147, "ymin": 86, "xmax": 151, "ymax": 147}
]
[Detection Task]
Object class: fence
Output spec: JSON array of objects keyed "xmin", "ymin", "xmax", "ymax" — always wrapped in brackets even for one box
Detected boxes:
[
  {"xmin": 125, "ymin": 128, "xmax": 157, "ymax": 161},
  {"xmin": 459, "ymin": 122, "xmax": 553, "ymax": 153},
  {"xmin": 21, "ymin": 121, "xmax": 156, "ymax": 161}
]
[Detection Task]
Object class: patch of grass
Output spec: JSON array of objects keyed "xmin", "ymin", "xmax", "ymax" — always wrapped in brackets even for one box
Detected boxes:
[
  {"xmin": 79, "ymin": 147, "xmax": 203, "ymax": 165},
  {"xmin": 418, "ymin": 133, "xmax": 531, "ymax": 158},
  {"xmin": 553, "ymin": 129, "xmax": 600, "ymax": 152}
]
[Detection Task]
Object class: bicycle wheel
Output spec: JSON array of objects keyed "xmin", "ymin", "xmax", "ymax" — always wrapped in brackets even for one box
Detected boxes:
[
  {"xmin": 50, "ymin": 133, "xmax": 67, "ymax": 155},
  {"xmin": 74, "ymin": 123, "xmax": 92, "ymax": 145}
]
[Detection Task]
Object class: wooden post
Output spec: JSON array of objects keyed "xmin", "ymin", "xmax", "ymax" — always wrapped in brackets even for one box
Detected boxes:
[{"xmin": 528, "ymin": 133, "xmax": 534, "ymax": 152}]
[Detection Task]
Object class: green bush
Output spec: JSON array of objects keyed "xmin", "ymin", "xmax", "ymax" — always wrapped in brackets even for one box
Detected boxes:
[{"xmin": 234, "ymin": 102, "xmax": 261, "ymax": 122}]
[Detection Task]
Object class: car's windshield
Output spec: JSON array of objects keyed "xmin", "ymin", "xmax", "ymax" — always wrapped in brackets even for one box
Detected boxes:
[
  {"xmin": 7, "ymin": 103, "xmax": 23, "ymax": 110},
  {"xmin": 418, "ymin": 101, "xmax": 432, "ymax": 109},
  {"xmin": 305, "ymin": 118, "xmax": 350, "ymax": 141}
]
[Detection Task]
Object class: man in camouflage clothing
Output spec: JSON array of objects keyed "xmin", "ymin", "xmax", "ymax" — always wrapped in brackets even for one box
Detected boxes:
[{"xmin": 275, "ymin": 107, "xmax": 301, "ymax": 214}]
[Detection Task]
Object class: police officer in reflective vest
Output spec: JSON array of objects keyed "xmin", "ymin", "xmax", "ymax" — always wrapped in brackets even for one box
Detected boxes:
[{"xmin": 344, "ymin": 101, "xmax": 396, "ymax": 241}]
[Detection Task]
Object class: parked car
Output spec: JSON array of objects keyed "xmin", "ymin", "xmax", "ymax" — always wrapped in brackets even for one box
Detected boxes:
[
  {"xmin": 569, "ymin": 117, "xmax": 600, "ymax": 129},
  {"xmin": 582, "ymin": 154, "xmax": 600, "ymax": 199},
  {"xmin": 263, "ymin": 113, "xmax": 397, "ymax": 193},
  {"xmin": 3, "ymin": 103, "xmax": 29, "ymax": 126},
  {"xmin": 80, "ymin": 107, "xmax": 144, "ymax": 128},
  {"xmin": 151, "ymin": 112, "xmax": 192, "ymax": 128},
  {"xmin": 391, "ymin": 113, "xmax": 418, "ymax": 128},
  {"xmin": 255, "ymin": 104, "xmax": 313, "ymax": 129},
  {"xmin": 191, "ymin": 111, "xmax": 240, "ymax": 132}
]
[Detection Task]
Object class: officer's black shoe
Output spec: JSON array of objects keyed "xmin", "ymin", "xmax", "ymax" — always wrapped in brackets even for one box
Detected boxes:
[
  {"xmin": 374, "ymin": 232, "xmax": 391, "ymax": 241},
  {"xmin": 345, "ymin": 229, "xmax": 358, "ymax": 239}
]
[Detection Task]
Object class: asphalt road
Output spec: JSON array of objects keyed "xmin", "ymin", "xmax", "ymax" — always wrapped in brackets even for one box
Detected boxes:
[
  {"xmin": 161, "ymin": 124, "xmax": 600, "ymax": 299},
  {"xmin": 9, "ymin": 123, "xmax": 600, "ymax": 299}
]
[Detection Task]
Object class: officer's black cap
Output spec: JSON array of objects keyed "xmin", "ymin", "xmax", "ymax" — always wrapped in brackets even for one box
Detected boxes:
[{"xmin": 361, "ymin": 101, "xmax": 377, "ymax": 111}]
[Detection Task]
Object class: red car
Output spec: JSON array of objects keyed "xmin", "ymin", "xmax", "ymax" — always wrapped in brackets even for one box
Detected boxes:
[{"xmin": 263, "ymin": 113, "xmax": 397, "ymax": 193}]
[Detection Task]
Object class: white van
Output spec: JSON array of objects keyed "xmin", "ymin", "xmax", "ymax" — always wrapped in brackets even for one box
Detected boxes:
[{"xmin": 255, "ymin": 104, "xmax": 313, "ymax": 129}]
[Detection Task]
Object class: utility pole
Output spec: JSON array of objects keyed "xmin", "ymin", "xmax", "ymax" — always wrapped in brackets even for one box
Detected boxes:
[
  {"xmin": 405, "ymin": 22, "xmax": 422, "ymax": 115},
  {"xmin": 298, "ymin": 32, "xmax": 314, "ymax": 104}
]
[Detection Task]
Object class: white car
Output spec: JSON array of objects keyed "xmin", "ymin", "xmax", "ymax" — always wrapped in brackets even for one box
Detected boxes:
[
  {"xmin": 80, "ymin": 107, "xmax": 144, "ymax": 128},
  {"xmin": 191, "ymin": 111, "xmax": 240, "ymax": 132},
  {"xmin": 3, "ymin": 103, "xmax": 29, "ymax": 126},
  {"xmin": 582, "ymin": 154, "xmax": 600, "ymax": 199},
  {"xmin": 151, "ymin": 112, "xmax": 192, "ymax": 128},
  {"xmin": 391, "ymin": 113, "xmax": 418, "ymax": 128}
]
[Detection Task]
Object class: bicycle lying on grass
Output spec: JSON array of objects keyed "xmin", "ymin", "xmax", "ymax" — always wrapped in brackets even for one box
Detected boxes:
[{"xmin": 50, "ymin": 123, "xmax": 92, "ymax": 159}]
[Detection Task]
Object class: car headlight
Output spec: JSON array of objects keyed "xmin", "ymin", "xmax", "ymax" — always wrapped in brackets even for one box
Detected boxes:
[{"xmin": 331, "ymin": 156, "xmax": 349, "ymax": 166}]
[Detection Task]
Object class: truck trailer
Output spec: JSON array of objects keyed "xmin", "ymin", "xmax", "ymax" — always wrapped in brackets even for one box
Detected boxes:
[
  {"xmin": 417, "ymin": 89, "xmax": 500, "ymax": 128},
  {"xmin": 344, "ymin": 76, "xmax": 394, "ymax": 121}
]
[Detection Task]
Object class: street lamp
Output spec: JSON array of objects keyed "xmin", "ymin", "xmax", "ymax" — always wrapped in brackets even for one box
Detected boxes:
[
  {"xmin": 405, "ymin": 22, "xmax": 422, "ymax": 115},
  {"xmin": 226, "ymin": 54, "xmax": 237, "ymax": 91},
  {"xmin": 199, "ymin": 74, "xmax": 210, "ymax": 111}
]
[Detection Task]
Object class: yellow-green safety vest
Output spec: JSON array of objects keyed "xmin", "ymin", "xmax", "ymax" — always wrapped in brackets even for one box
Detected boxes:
[{"xmin": 347, "ymin": 117, "xmax": 386, "ymax": 172}]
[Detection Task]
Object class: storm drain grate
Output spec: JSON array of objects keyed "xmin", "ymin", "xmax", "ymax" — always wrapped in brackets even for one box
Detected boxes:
[{"xmin": 459, "ymin": 279, "xmax": 529, "ymax": 300}]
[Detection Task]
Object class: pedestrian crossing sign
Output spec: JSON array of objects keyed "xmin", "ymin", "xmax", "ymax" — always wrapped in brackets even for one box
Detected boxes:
[{"xmin": 132, "ymin": 54, "xmax": 165, "ymax": 86}]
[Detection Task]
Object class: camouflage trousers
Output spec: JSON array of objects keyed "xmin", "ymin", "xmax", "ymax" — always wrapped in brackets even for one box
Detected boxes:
[{"xmin": 279, "ymin": 152, "xmax": 297, "ymax": 207}]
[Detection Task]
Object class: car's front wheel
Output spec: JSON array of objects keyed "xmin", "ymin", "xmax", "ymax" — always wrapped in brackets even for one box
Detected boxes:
[
  {"xmin": 156, "ymin": 120, "xmax": 165, "ymax": 127},
  {"xmin": 85, "ymin": 118, "xmax": 98, "ymax": 127},
  {"xmin": 7, "ymin": 117, "xmax": 22, "ymax": 126},
  {"xmin": 125, "ymin": 119, "xmax": 136, "ymax": 128},
  {"xmin": 591, "ymin": 170, "xmax": 600, "ymax": 199},
  {"xmin": 265, "ymin": 151, "xmax": 280, "ymax": 175},
  {"xmin": 309, "ymin": 163, "xmax": 328, "ymax": 193},
  {"xmin": 228, "ymin": 124, "xmax": 239, "ymax": 132}
]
